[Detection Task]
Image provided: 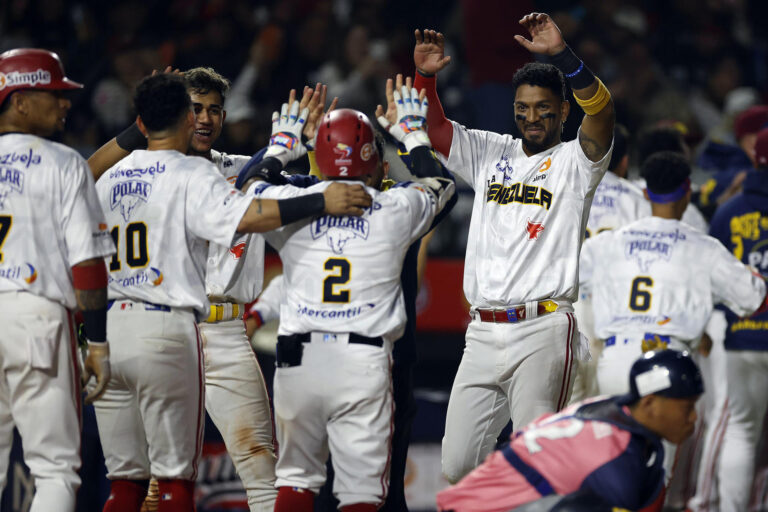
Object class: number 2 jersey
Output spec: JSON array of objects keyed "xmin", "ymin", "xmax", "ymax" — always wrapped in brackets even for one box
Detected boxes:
[
  {"xmin": 436, "ymin": 397, "xmax": 666, "ymax": 512},
  {"xmin": 253, "ymin": 179, "xmax": 453, "ymax": 343},
  {"xmin": 440, "ymin": 122, "xmax": 612, "ymax": 308},
  {"xmin": 579, "ymin": 216, "xmax": 765, "ymax": 342},
  {"xmin": 0, "ymin": 134, "xmax": 115, "ymax": 309},
  {"xmin": 95, "ymin": 149, "xmax": 254, "ymax": 316}
]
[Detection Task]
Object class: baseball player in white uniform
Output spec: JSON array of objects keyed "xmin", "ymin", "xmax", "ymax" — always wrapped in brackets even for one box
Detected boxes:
[
  {"xmin": 246, "ymin": 84, "xmax": 454, "ymax": 511},
  {"xmin": 92, "ymin": 73, "xmax": 371, "ymax": 511},
  {"xmin": 579, "ymin": 151, "xmax": 765, "ymax": 396},
  {"xmin": 0, "ymin": 49, "xmax": 114, "ymax": 512},
  {"xmin": 87, "ymin": 67, "xmax": 284, "ymax": 511},
  {"xmin": 413, "ymin": 13, "xmax": 615, "ymax": 482}
]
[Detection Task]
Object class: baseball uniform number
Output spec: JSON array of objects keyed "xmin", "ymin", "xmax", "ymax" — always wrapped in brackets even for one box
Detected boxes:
[
  {"xmin": 522, "ymin": 418, "xmax": 585, "ymax": 454},
  {"xmin": 108, "ymin": 222, "xmax": 149, "ymax": 271},
  {"xmin": 0, "ymin": 215, "xmax": 11, "ymax": 263},
  {"xmin": 628, "ymin": 276, "xmax": 653, "ymax": 312},
  {"xmin": 322, "ymin": 258, "xmax": 351, "ymax": 303}
]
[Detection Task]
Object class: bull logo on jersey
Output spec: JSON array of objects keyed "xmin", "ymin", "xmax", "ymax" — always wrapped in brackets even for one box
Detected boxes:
[
  {"xmin": 230, "ymin": 241, "xmax": 246, "ymax": 260},
  {"xmin": 526, "ymin": 218, "xmax": 545, "ymax": 240},
  {"xmin": 110, "ymin": 179, "xmax": 151, "ymax": 221},
  {"xmin": 311, "ymin": 215, "xmax": 369, "ymax": 254},
  {"xmin": 0, "ymin": 167, "xmax": 24, "ymax": 209},
  {"xmin": 625, "ymin": 239, "xmax": 673, "ymax": 272}
]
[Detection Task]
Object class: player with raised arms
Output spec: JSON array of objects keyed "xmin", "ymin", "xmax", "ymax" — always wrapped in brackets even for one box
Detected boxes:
[
  {"xmin": 0, "ymin": 48, "xmax": 115, "ymax": 511},
  {"xmin": 92, "ymin": 73, "xmax": 370, "ymax": 511},
  {"xmin": 412, "ymin": 12, "xmax": 615, "ymax": 482}
]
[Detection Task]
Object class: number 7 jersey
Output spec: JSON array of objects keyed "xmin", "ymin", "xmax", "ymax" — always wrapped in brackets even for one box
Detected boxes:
[{"xmin": 253, "ymin": 179, "xmax": 452, "ymax": 343}]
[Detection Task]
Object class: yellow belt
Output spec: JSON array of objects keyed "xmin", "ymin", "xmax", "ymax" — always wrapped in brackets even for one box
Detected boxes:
[{"xmin": 205, "ymin": 302, "xmax": 244, "ymax": 323}]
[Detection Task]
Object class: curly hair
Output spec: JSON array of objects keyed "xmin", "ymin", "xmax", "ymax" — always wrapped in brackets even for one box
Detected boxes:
[{"xmin": 511, "ymin": 62, "xmax": 566, "ymax": 101}]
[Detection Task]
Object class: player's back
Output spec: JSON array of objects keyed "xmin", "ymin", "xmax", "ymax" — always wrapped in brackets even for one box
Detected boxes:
[
  {"xmin": 0, "ymin": 133, "xmax": 113, "ymax": 308},
  {"xmin": 259, "ymin": 180, "xmax": 438, "ymax": 342},
  {"xmin": 582, "ymin": 216, "xmax": 760, "ymax": 342},
  {"xmin": 96, "ymin": 149, "xmax": 253, "ymax": 314}
]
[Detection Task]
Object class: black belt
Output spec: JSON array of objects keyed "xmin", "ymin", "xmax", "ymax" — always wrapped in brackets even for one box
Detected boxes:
[{"xmin": 276, "ymin": 332, "xmax": 384, "ymax": 368}]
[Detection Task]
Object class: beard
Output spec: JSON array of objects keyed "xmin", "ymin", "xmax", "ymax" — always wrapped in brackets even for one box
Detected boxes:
[{"xmin": 521, "ymin": 128, "xmax": 559, "ymax": 154}]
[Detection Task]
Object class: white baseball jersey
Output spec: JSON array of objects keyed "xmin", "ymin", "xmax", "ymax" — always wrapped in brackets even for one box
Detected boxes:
[
  {"xmin": 586, "ymin": 171, "xmax": 647, "ymax": 238},
  {"xmin": 95, "ymin": 149, "xmax": 254, "ymax": 315},
  {"xmin": 0, "ymin": 134, "xmax": 115, "ymax": 309},
  {"xmin": 205, "ymin": 150, "xmax": 265, "ymax": 302},
  {"xmin": 440, "ymin": 122, "xmax": 612, "ymax": 307},
  {"xmin": 253, "ymin": 179, "xmax": 449, "ymax": 343},
  {"xmin": 580, "ymin": 217, "xmax": 765, "ymax": 341}
]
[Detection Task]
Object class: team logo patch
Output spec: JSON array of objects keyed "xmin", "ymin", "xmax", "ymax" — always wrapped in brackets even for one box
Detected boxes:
[
  {"xmin": 229, "ymin": 241, "xmax": 246, "ymax": 260},
  {"xmin": 269, "ymin": 131, "xmax": 298, "ymax": 149},
  {"xmin": 0, "ymin": 166, "xmax": 24, "ymax": 209},
  {"xmin": 110, "ymin": 180, "xmax": 151, "ymax": 222},
  {"xmin": 525, "ymin": 218, "xmax": 545, "ymax": 240},
  {"xmin": 360, "ymin": 142, "xmax": 373, "ymax": 161},
  {"xmin": 624, "ymin": 239, "xmax": 672, "ymax": 272},
  {"xmin": 333, "ymin": 143, "xmax": 353, "ymax": 165},
  {"xmin": 0, "ymin": 69, "xmax": 51, "ymax": 91},
  {"xmin": 495, "ymin": 154, "xmax": 513, "ymax": 182},
  {"xmin": 537, "ymin": 157, "xmax": 552, "ymax": 173},
  {"xmin": 109, "ymin": 267, "xmax": 164, "ymax": 288},
  {"xmin": 310, "ymin": 215, "xmax": 369, "ymax": 254}
]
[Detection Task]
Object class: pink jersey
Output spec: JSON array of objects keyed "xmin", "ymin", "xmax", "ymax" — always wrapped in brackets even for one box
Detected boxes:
[{"xmin": 436, "ymin": 397, "xmax": 665, "ymax": 512}]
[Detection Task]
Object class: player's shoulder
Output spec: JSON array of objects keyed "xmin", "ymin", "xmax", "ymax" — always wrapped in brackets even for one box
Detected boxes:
[
  {"xmin": 210, "ymin": 149, "xmax": 251, "ymax": 181},
  {"xmin": 7, "ymin": 135, "xmax": 87, "ymax": 170},
  {"xmin": 452, "ymin": 120, "xmax": 519, "ymax": 150}
]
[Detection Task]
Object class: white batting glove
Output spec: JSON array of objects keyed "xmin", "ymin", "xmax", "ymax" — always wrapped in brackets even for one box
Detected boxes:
[
  {"xmin": 378, "ymin": 86, "xmax": 431, "ymax": 152},
  {"xmin": 82, "ymin": 341, "xmax": 110, "ymax": 405},
  {"xmin": 265, "ymin": 101, "xmax": 309, "ymax": 166}
]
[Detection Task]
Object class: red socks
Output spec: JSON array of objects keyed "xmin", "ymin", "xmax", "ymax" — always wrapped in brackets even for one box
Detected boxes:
[
  {"xmin": 103, "ymin": 479, "xmax": 149, "ymax": 512},
  {"xmin": 341, "ymin": 504, "xmax": 378, "ymax": 512},
  {"xmin": 157, "ymin": 480, "xmax": 195, "ymax": 511},
  {"xmin": 275, "ymin": 486, "xmax": 315, "ymax": 512}
]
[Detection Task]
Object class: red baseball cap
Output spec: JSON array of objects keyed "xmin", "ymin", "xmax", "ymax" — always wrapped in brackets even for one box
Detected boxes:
[
  {"xmin": 0, "ymin": 48, "xmax": 83, "ymax": 105},
  {"xmin": 755, "ymin": 127, "xmax": 768, "ymax": 168},
  {"xmin": 734, "ymin": 105, "xmax": 768, "ymax": 141}
]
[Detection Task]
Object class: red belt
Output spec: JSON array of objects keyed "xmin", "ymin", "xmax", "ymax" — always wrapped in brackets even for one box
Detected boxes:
[{"xmin": 475, "ymin": 300, "xmax": 558, "ymax": 323}]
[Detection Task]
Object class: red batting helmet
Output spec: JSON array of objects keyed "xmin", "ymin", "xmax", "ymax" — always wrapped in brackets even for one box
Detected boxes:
[
  {"xmin": 315, "ymin": 108, "xmax": 379, "ymax": 178},
  {"xmin": 0, "ymin": 48, "xmax": 83, "ymax": 106}
]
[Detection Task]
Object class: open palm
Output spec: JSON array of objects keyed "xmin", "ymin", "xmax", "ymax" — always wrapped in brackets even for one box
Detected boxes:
[
  {"xmin": 514, "ymin": 13, "xmax": 566, "ymax": 56},
  {"xmin": 414, "ymin": 29, "xmax": 452, "ymax": 75}
]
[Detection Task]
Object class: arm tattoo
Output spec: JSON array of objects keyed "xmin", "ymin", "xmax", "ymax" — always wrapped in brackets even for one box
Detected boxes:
[
  {"xmin": 256, "ymin": 198, "xmax": 262, "ymax": 215},
  {"xmin": 578, "ymin": 130, "xmax": 609, "ymax": 162},
  {"xmin": 75, "ymin": 287, "xmax": 107, "ymax": 311}
]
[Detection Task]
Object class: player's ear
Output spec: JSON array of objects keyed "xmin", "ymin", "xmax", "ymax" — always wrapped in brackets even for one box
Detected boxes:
[
  {"xmin": 136, "ymin": 116, "xmax": 149, "ymax": 137},
  {"xmin": 560, "ymin": 99, "xmax": 570, "ymax": 122},
  {"xmin": 222, "ymin": 109, "xmax": 227, "ymax": 123},
  {"xmin": 382, "ymin": 159, "xmax": 389, "ymax": 179}
]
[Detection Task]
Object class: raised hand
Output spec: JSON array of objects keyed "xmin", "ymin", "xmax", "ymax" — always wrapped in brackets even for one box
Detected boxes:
[
  {"xmin": 299, "ymin": 82, "xmax": 338, "ymax": 149},
  {"xmin": 265, "ymin": 92, "xmax": 309, "ymax": 165},
  {"xmin": 514, "ymin": 12, "xmax": 566, "ymax": 56},
  {"xmin": 323, "ymin": 183, "xmax": 373, "ymax": 216},
  {"xmin": 414, "ymin": 29, "xmax": 452, "ymax": 76},
  {"xmin": 377, "ymin": 74, "xmax": 430, "ymax": 151}
]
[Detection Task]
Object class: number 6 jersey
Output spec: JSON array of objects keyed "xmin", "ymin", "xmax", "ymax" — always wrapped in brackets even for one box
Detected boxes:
[
  {"xmin": 579, "ymin": 216, "xmax": 766, "ymax": 342},
  {"xmin": 253, "ymin": 178, "xmax": 454, "ymax": 343},
  {"xmin": 95, "ymin": 149, "xmax": 255, "ymax": 315}
]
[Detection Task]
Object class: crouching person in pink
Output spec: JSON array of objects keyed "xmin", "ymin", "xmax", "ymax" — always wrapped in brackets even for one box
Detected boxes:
[{"xmin": 437, "ymin": 349, "xmax": 703, "ymax": 512}]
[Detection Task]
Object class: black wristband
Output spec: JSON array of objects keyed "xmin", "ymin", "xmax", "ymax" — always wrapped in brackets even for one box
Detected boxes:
[
  {"xmin": 548, "ymin": 46, "xmax": 596, "ymax": 90},
  {"xmin": 81, "ymin": 307, "xmax": 107, "ymax": 343},
  {"xmin": 115, "ymin": 122, "xmax": 147, "ymax": 151},
  {"xmin": 277, "ymin": 193, "xmax": 325, "ymax": 225},
  {"xmin": 416, "ymin": 68, "xmax": 435, "ymax": 78}
]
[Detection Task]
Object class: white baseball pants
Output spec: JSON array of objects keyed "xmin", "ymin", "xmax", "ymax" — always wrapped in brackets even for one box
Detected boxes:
[
  {"xmin": 0, "ymin": 291, "xmax": 81, "ymax": 512},
  {"xmin": 198, "ymin": 319, "xmax": 277, "ymax": 512},
  {"xmin": 94, "ymin": 302, "xmax": 204, "ymax": 481},
  {"xmin": 273, "ymin": 336, "xmax": 393, "ymax": 508},
  {"xmin": 441, "ymin": 312, "xmax": 578, "ymax": 484}
]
